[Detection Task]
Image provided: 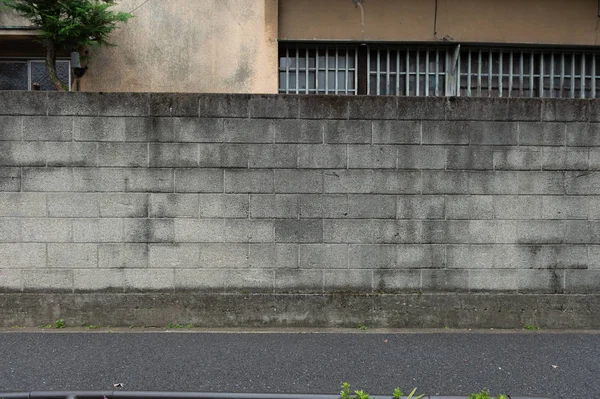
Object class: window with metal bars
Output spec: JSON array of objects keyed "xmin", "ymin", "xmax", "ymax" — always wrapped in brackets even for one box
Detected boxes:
[{"xmin": 0, "ymin": 59, "xmax": 71, "ymax": 91}]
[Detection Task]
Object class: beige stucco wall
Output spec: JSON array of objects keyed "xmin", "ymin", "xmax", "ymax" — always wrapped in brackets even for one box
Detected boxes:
[
  {"xmin": 0, "ymin": 6, "xmax": 28, "ymax": 27},
  {"xmin": 80, "ymin": 0, "xmax": 278, "ymax": 93},
  {"xmin": 279, "ymin": 0, "xmax": 600, "ymax": 46}
]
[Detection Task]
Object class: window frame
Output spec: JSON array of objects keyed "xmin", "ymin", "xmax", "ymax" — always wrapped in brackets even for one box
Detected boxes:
[{"xmin": 0, "ymin": 57, "xmax": 72, "ymax": 91}]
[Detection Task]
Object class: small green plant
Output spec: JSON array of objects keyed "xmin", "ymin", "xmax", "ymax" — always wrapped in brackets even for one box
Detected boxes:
[
  {"xmin": 38, "ymin": 324, "xmax": 52, "ymax": 329},
  {"xmin": 524, "ymin": 324, "xmax": 540, "ymax": 331},
  {"xmin": 468, "ymin": 390, "xmax": 507, "ymax": 399},
  {"xmin": 354, "ymin": 391, "xmax": 370, "ymax": 399},
  {"xmin": 167, "ymin": 323, "xmax": 193, "ymax": 329},
  {"xmin": 341, "ymin": 383, "xmax": 424, "ymax": 399},
  {"xmin": 54, "ymin": 319, "xmax": 66, "ymax": 329},
  {"xmin": 82, "ymin": 323, "xmax": 101, "ymax": 329},
  {"xmin": 340, "ymin": 382, "xmax": 352, "ymax": 399},
  {"xmin": 393, "ymin": 388, "xmax": 403, "ymax": 399},
  {"xmin": 357, "ymin": 323, "xmax": 369, "ymax": 331}
]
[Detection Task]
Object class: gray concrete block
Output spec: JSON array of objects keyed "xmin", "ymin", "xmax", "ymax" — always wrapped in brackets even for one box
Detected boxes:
[
  {"xmin": 0, "ymin": 91, "xmax": 47, "ymax": 116},
  {"xmin": 48, "ymin": 193, "xmax": 97, "ymax": 217},
  {"xmin": 513, "ymin": 220, "xmax": 565, "ymax": 244},
  {"xmin": 373, "ymin": 171, "xmax": 422, "ymax": 194},
  {"xmin": 225, "ymin": 169, "xmax": 274, "ymax": 193},
  {"xmin": 92, "ymin": 93, "xmax": 149, "ymax": 117},
  {"xmin": 275, "ymin": 169, "xmax": 322, "ymax": 193},
  {"xmin": 396, "ymin": 244, "xmax": 445, "ymax": 268},
  {"xmin": 22, "ymin": 270, "xmax": 73, "ymax": 292},
  {"xmin": 470, "ymin": 122, "xmax": 518, "ymax": 145},
  {"xmin": 174, "ymin": 269, "xmax": 225, "ymax": 291},
  {"xmin": 71, "ymin": 168, "xmax": 126, "ymax": 192},
  {"xmin": 421, "ymin": 269, "xmax": 469, "ymax": 292},
  {"xmin": 373, "ymin": 220, "xmax": 421, "ymax": 244},
  {"xmin": 446, "ymin": 147, "xmax": 494, "ymax": 170},
  {"xmin": 97, "ymin": 143, "xmax": 147, "ymax": 167},
  {"xmin": 587, "ymin": 246, "xmax": 600, "ymax": 269},
  {"xmin": 46, "ymin": 142, "xmax": 97, "ymax": 167},
  {"xmin": 348, "ymin": 195, "xmax": 396, "ymax": 219},
  {"xmin": 324, "ymin": 170, "xmax": 373, "ymax": 193},
  {"xmin": 149, "ymin": 144, "xmax": 198, "ymax": 167},
  {"xmin": 0, "ymin": 193, "xmax": 46, "ymax": 217},
  {"xmin": 0, "ymin": 270, "xmax": 22, "ymax": 291},
  {"xmin": 422, "ymin": 171, "xmax": 470, "ymax": 194},
  {"xmin": 323, "ymin": 269, "xmax": 372, "ymax": 292},
  {"xmin": 174, "ymin": 118, "xmax": 223, "ymax": 143},
  {"xmin": 199, "ymin": 194, "xmax": 249, "ymax": 218},
  {"xmin": 446, "ymin": 196, "xmax": 494, "ymax": 219},
  {"xmin": 397, "ymin": 196, "xmax": 444, "ymax": 219},
  {"xmin": 494, "ymin": 148, "xmax": 542, "ymax": 170},
  {"xmin": 198, "ymin": 94, "xmax": 250, "ymax": 118},
  {"xmin": 0, "ymin": 168, "xmax": 20, "ymax": 192},
  {"xmin": 149, "ymin": 244, "xmax": 199, "ymax": 268},
  {"xmin": 198, "ymin": 243, "xmax": 248, "ymax": 268},
  {"xmin": 589, "ymin": 149, "xmax": 600, "ymax": 170},
  {"xmin": 123, "ymin": 219, "xmax": 174, "ymax": 243},
  {"xmin": 494, "ymin": 245, "xmax": 542, "ymax": 269},
  {"xmin": 124, "ymin": 117, "xmax": 175, "ymax": 142},
  {"xmin": 248, "ymin": 144, "xmax": 298, "ymax": 168},
  {"xmin": 469, "ymin": 269, "xmax": 519, "ymax": 292},
  {"xmin": 0, "ymin": 219, "xmax": 22, "ymax": 242},
  {"xmin": 275, "ymin": 220, "xmax": 322, "ymax": 243},
  {"xmin": 198, "ymin": 144, "xmax": 248, "ymax": 168},
  {"xmin": 422, "ymin": 121, "xmax": 470, "ymax": 145},
  {"xmin": 23, "ymin": 116, "xmax": 73, "ymax": 141},
  {"xmin": 149, "ymin": 194, "xmax": 198, "ymax": 218},
  {"xmin": 543, "ymin": 196, "xmax": 588, "ymax": 219},
  {"xmin": 224, "ymin": 269, "xmax": 274, "ymax": 292},
  {"xmin": 494, "ymin": 196, "xmax": 542, "ymax": 220},
  {"xmin": 589, "ymin": 101, "xmax": 600, "ymax": 122},
  {"xmin": 298, "ymin": 96, "xmax": 349, "ymax": 119},
  {"xmin": 397, "ymin": 97, "xmax": 445, "ymax": 120},
  {"xmin": 564, "ymin": 221, "xmax": 600, "ymax": 244},
  {"xmin": 21, "ymin": 218, "xmax": 72, "ymax": 242},
  {"xmin": 249, "ymin": 244, "xmax": 298, "ymax": 269},
  {"xmin": 48, "ymin": 244, "xmax": 97, "ymax": 269},
  {"xmin": 517, "ymin": 269, "xmax": 564, "ymax": 293},
  {"xmin": 149, "ymin": 93, "xmax": 199, "ymax": 117},
  {"xmin": 566, "ymin": 123, "xmax": 600, "ymax": 146},
  {"xmin": 447, "ymin": 245, "xmax": 495, "ymax": 269},
  {"xmin": 174, "ymin": 219, "xmax": 225, "ymax": 243},
  {"xmin": 98, "ymin": 244, "xmax": 148, "ymax": 269},
  {"xmin": 249, "ymin": 194, "xmax": 299, "ymax": 219},
  {"xmin": 0, "ymin": 142, "xmax": 46, "ymax": 166},
  {"xmin": 174, "ymin": 169, "xmax": 223, "ymax": 193},
  {"xmin": 373, "ymin": 269, "xmax": 421, "ymax": 292},
  {"xmin": 518, "ymin": 171, "xmax": 565, "ymax": 194},
  {"xmin": 324, "ymin": 120, "xmax": 371, "ymax": 143},
  {"xmin": 77, "ymin": 269, "xmax": 170, "ymax": 291},
  {"xmin": 124, "ymin": 169, "xmax": 174, "ymax": 193},
  {"xmin": 98, "ymin": 193, "xmax": 148, "ymax": 218},
  {"xmin": 225, "ymin": 220, "xmax": 275, "ymax": 243},
  {"xmin": 423, "ymin": 220, "xmax": 496, "ymax": 244},
  {"xmin": 274, "ymin": 120, "xmax": 324, "ymax": 143},
  {"xmin": 275, "ymin": 269, "xmax": 323, "ymax": 293},
  {"xmin": 224, "ymin": 119, "xmax": 274, "ymax": 143},
  {"xmin": 74, "ymin": 117, "xmax": 126, "ymax": 142},
  {"xmin": 349, "ymin": 96, "xmax": 397, "ymax": 120},
  {"xmin": 542, "ymin": 147, "xmax": 589, "ymax": 170},
  {"xmin": 324, "ymin": 220, "xmax": 373, "ymax": 243},
  {"xmin": 298, "ymin": 144, "xmax": 347, "ymax": 168},
  {"xmin": 519, "ymin": 122, "xmax": 565, "ymax": 146},
  {"xmin": 541, "ymin": 245, "xmax": 588, "ymax": 269},
  {"xmin": 565, "ymin": 270, "xmax": 600, "ymax": 293},
  {"xmin": 73, "ymin": 218, "xmax": 123, "ymax": 243},
  {"xmin": 348, "ymin": 244, "xmax": 396, "ymax": 268},
  {"xmin": 565, "ymin": 171, "xmax": 600, "ymax": 195},
  {"xmin": 542, "ymin": 99, "xmax": 588, "ymax": 122},
  {"xmin": 470, "ymin": 171, "xmax": 519, "ymax": 195},
  {"xmin": 299, "ymin": 194, "xmax": 348, "ymax": 219},
  {"xmin": 0, "ymin": 243, "xmax": 46, "ymax": 269},
  {"xmin": 446, "ymin": 97, "xmax": 540, "ymax": 121},
  {"xmin": 349, "ymin": 145, "xmax": 397, "ymax": 169},
  {"xmin": 249, "ymin": 95, "xmax": 298, "ymax": 119},
  {"xmin": 372, "ymin": 121, "xmax": 420, "ymax": 144},
  {"xmin": 0, "ymin": 116, "xmax": 22, "ymax": 141}
]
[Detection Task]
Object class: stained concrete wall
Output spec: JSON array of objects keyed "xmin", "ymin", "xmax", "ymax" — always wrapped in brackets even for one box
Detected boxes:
[{"xmin": 0, "ymin": 92, "xmax": 599, "ymax": 328}]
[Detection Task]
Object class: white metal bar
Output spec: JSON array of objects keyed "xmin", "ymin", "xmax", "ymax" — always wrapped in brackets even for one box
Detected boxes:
[
  {"xmin": 593, "ymin": 55, "xmax": 597, "ymax": 99},
  {"xmin": 571, "ymin": 53, "xmax": 575, "ymax": 98},
  {"xmin": 295, "ymin": 46, "xmax": 299, "ymax": 94},
  {"xmin": 305, "ymin": 49, "xmax": 309, "ymax": 94},
  {"xmin": 456, "ymin": 48, "xmax": 460, "ymax": 96},
  {"xmin": 467, "ymin": 49, "xmax": 472, "ymax": 97},
  {"xmin": 550, "ymin": 52, "xmax": 554, "ymax": 98},
  {"xmin": 376, "ymin": 48, "xmax": 381, "ymax": 95},
  {"xmin": 417, "ymin": 50, "xmax": 421, "ymax": 96},
  {"xmin": 477, "ymin": 50, "xmax": 482, "ymax": 96},
  {"xmin": 488, "ymin": 51, "xmax": 492, "ymax": 97},
  {"xmin": 529, "ymin": 53, "xmax": 534, "ymax": 97},
  {"xmin": 396, "ymin": 47, "xmax": 401, "ymax": 96},
  {"xmin": 435, "ymin": 49, "xmax": 440, "ymax": 96},
  {"xmin": 355, "ymin": 47, "xmax": 358, "ymax": 94},
  {"xmin": 367, "ymin": 49, "xmax": 371, "ymax": 95},
  {"xmin": 509, "ymin": 51, "xmax": 513, "ymax": 98},
  {"xmin": 405, "ymin": 49, "xmax": 410, "ymax": 96},
  {"xmin": 325, "ymin": 46, "xmax": 329, "ymax": 95},
  {"xmin": 539, "ymin": 51, "xmax": 544, "ymax": 98},
  {"xmin": 581, "ymin": 53, "xmax": 586, "ymax": 99},
  {"xmin": 560, "ymin": 52, "xmax": 565, "ymax": 98},
  {"xmin": 425, "ymin": 50, "xmax": 430, "ymax": 96},
  {"xmin": 519, "ymin": 51, "xmax": 524, "ymax": 97},
  {"xmin": 315, "ymin": 48, "xmax": 319, "ymax": 93},
  {"xmin": 386, "ymin": 49, "xmax": 391, "ymax": 95},
  {"xmin": 285, "ymin": 47, "xmax": 290, "ymax": 94},
  {"xmin": 334, "ymin": 47, "xmax": 339, "ymax": 95},
  {"xmin": 499, "ymin": 52, "xmax": 503, "ymax": 97}
]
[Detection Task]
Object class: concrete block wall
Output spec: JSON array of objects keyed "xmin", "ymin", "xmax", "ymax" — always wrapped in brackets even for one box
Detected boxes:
[{"xmin": 0, "ymin": 92, "xmax": 600, "ymax": 298}]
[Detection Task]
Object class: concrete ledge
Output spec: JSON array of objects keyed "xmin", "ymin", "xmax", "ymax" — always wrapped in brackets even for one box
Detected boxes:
[{"xmin": 1, "ymin": 293, "xmax": 598, "ymax": 329}]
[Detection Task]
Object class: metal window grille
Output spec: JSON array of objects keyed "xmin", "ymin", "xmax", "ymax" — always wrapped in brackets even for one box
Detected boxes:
[
  {"xmin": 0, "ymin": 59, "xmax": 71, "ymax": 91},
  {"xmin": 278, "ymin": 44, "xmax": 358, "ymax": 95}
]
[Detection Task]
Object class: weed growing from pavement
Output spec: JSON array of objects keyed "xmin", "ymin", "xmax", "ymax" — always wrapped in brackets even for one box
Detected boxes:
[
  {"xmin": 342, "ymin": 383, "xmax": 424, "ymax": 399},
  {"xmin": 54, "ymin": 319, "xmax": 66, "ymax": 329},
  {"xmin": 357, "ymin": 323, "xmax": 369, "ymax": 330},
  {"xmin": 167, "ymin": 323, "xmax": 194, "ymax": 329},
  {"xmin": 467, "ymin": 390, "xmax": 508, "ymax": 399},
  {"xmin": 525, "ymin": 324, "xmax": 540, "ymax": 331}
]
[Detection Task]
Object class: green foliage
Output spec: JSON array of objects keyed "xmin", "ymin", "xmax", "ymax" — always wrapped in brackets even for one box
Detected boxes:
[
  {"xmin": 82, "ymin": 323, "xmax": 101, "ymax": 329},
  {"xmin": 392, "ymin": 388, "xmax": 403, "ymax": 399},
  {"xmin": 340, "ymin": 382, "xmax": 352, "ymax": 399},
  {"xmin": 54, "ymin": 319, "xmax": 66, "ymax": 329},
  {"xmin": 467, "ymin": 390, "xmax": 507, "ymax": 399},
  {"xmin": 38, "ymin": 324, "xmax": 52, "ymax": 329},
  {"xmin": 167, "ymin": 323, "xmax": 194, "ymax": 329},
  {"xmin": 357, "ymin": 322, "xmax": 369, "ymax": 331},
  {"xmin": 525, "ymin": 324, "xmax": 540, "ymax": 331},
  {"xmin": 340, "ymin": 383, "xmax": 423, "ymax": 399}
]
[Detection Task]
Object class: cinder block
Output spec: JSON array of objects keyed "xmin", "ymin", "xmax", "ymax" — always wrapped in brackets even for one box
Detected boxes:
[
  {"xmin": 74, "ymin": 117, "xmax": 126, "ymax": 141},
  {"xmin": 298, "ymin": 96, "xmax": 349, "ymax": 119},
  {"xmin": 0, "ymin": 193, "xmax": 46, "ymax": 217},
  {"xmin": 373, "ymin": 171, "xmax": 422, "ymax": 194},
  {"xmin": 48, "ymin": 244, "xmax": 97, "ymax": 269},
  {"xmin": 298, "ymin": 144, "xmax": 347, "ymax": 168},
  {"xmin": 447, "ymin": 245, "xmax": 494, "ymax": 269},
  {"xmin": 0, "ymin": 168, "xmax": 20, "ymax": 192},
  {"xmin": 225, "ymin": 219, "xmax": 275, "ymax": 243},
  {"xmin": 565, "ymin": 171, "xmax": 600, "ymax": 195},
  {"xmin": 494, "ymin": 245, "xmax": 542, "ymax": 269},
  {"xmin": 198, "ymin": 243, "xmax": 248, "ymax": 268},
  {"xmin": 446, "ymin": 97, "xmax": 540, "ymax": 121},
  {"xmin": 517, "ymin": 269, "xmax": 564, "ymax": 293},
  {"xmin": 124, "ymin": 169, "xmax": 174, "ymax": 193},
  {"xmin": 470, "ymin": 171, "xmax": 518, "ymax": 195},
  {"xmin": 542, "ymin": 99, "xmax": 588, "ymax": 122},
  {"xmin": 518, "ymin": 171, "xmax": 565, "ymax": 195},
  {"xmin": 469, "ymin": 122, "xmax": 518, "ymax": 145},
  {"xmin": 73, "ymin": 218, "xmax": 123, "ymax": 243},
  {"xmin": 446, "ymin": 147, "xmax": 494, "ymax": 170},
  {"xmin": 23, "ymin": 116, "xmax": 73, "ymax": 141},
  {"xmin": 564, "ymin": 221, "xmax": 600, "ymax": 244},
  {"xmin": 374, "ymin": 220, "xmax": 421, "ymax": 244},
  {"xmin": 324, "ymin": 120, "xmax": 371, "ymax": 143},
  {"xmin": 224, "ymin": 269, "xmax": 274, "ymax": 292},
  {"xmin": 249, "ymin": 194, "xmax": 299, "ymax": 219},
  {"xmin": 0, "ymin": 219, "xmax": 22, "ymax": 242},
  {"xmin": 348, "ymin": 195, "xmax": 396, "ymax": 219},
  {"xmin": 46, "ymin": 142, "xmax": 97, "ymax": 167},
  {"xmin": 0, "ymin": 91, "xmax": 47, "ymax": 116},
  {"xmin": 589, "ymin": 150, "xmax": 600, "ymax": 170},
  {"xmin": 494, "ymin": 148, "xmax": 542, "ymax": 170},
  {"xmin": 0, "ymin": 243, "xmax": 46, "ymax": 269},
  {"xmin": 174, "ymin": 219, "xmax": 225, "ymax": 243},
  {"xmin": 446, "ymin": 196, "xmax": 494, "ymax": 219},
  {"xmin": 323, "ymin": 269, "xmax": 372, "ymax": 292},
  {"xmin": 98, "ymin": 244, "xmax": 148, "ymax": 269},
  {"xmin": 0, "ymin": 270, "xmax": 21, "ymax": 291},
  {"xmin": 348, "ymin": 244, "xmax": 396, "ymax": 268},
  {"xmin": 149, "ymin": 93, "xmax": 199, "ymax": 117},
  {"xmin": 97, "ymin": 143, "xmax": 147, "ymax": 167},
  {"xmin": 514, "ymin": 220, "xmax": 565, "ymax": 244},
  {"xmin": 372, "ymin": 121, "xmax": 420, "ymax": 144},
  {"xmin": 248, "ymin": 144, "xmax": 298, "ymax": 168},
  {"xmin": 348, "ymin": 96, "xmax": 397, "ymax": 120},
  {"xmin": 198, "ymin": 144, "xmax": 248, "ymax": 167},
  {"xmin": 0, "ymin": 116, "xmax": 22, "ymax": 141},
  {"xmin": 421, "ymin": 269, "xmax": 468, "ymax": 292},
  {"xmin": 22, "ymin": 270, "xmax": 73, "ymax": 291},
  {"xmin": 397, "ymin": 196, "xmax": 444, "ymax": 219},
  {"xmin": 275, "ymin": 220, "xmax": 322, "ymax": 243},
  {"xmin": 275, "ymin": 170, "xmax": 322, "ymax": 193},
  {"xmin": 174, "ymin": 117, "xmax": 223, "ymax": 142},
  {"xmin": 541, "ymin": 245, "xmax": 588, "ymax": 269},
  {"xmin": 494, "ymin": 196, "xmax": 542, "ymax": 220},
  {"xmin": 249, "ymin": 95, "xmax": 298, "ymax": 119},
  {"xmin": 542, "ymin": 147, "xmax": 589, "ymax": 170},
  {"xmin": 149, "ymin": 244, "xmax": 199, "ymax": 268},
  {"xmin": 224, "ymin": 119, "xmax": 274, "ymax": 143},
  {"xmin": 373, "ymin": 269, "xmax": 422, "ymax": 292},
  {"xmin": 324, "ymin": 170, "xmax": 373, "ymax": 193},
  {"xmin": 174, "ymin": 169, "xmax": 223, "ymax": 193},
  {"xmin": 225, "ymin": 169, "xmax": 273, "ymax": 193},
  {"xmin": 23, "ymin": 167, "xmax": 74, "ymax": 192},
  {"xmin": 198, "ymin": 94, "xmax": 250, "ymax": 118},
  {"xmin": 397, "ymin": 244, "xmax": 445, "ymax": 268},
  {"xmin": 566, "ymin": 123, "xmax": 600, "ymax": 146},
  {"xmin": 349, "ymin": 145, "xmax": 396, "ymax": 169},
  {"xmin": 149, "ymin": 194, "xmax": 198, "ymax": 218},
  {"xmin": 174, "ymin": 269, "xmax": 225, "ymax": 291},
  {"xmin": 469, "ymin": 269, "xmax": 519, "ymax": 292},
  {"xmin": 422, "ymin": 121, "xmax": 470, "ymax": 145},
  {"xmin": 94, "ymin": 93, "xmax": 149, "ymax": 117},
  {"xmin": 519, "ymin": 122, "xmax": 565, "ymax": 146},
  {"xmin": 0, "ymin": 142, "xmax": 46, "ymax": 166},
  {"xmin": 123, "ymin": 219, "xmax": 174, "ymax": 243},
  {"xmin": 21, "ymin": 218, "xmax": 72, "ymax": 242},
  {"xmin": 398, "ymin": 97, "xmax": 445, "ymax": 120},
  {"xmin": 249, "ymin": 244, "xmax": 298, "ymax": 268},
  {"xmin": 324, "ymin": 220, "xmax": 373, "ymax": 243},
  {"xmin": 98, "ymin": 193, "xmax": 148, "ymax": 217},
  {"xmin": 274, "ymin": 120, "xmax": 324, "ymax": 143},
  {"xmin": 275, "ymin": 269, "xmax": 323, "ymax": 293},
  {"xmin": 565, "ymin": 270, "xmax": 600, "ymax": 293},
  {"xmin": 587, "ymin": 246, "xmax": 600, "ymax": 269},
  {"xmin": 125, "ymin": 117, "xmax": 174, "ymax": 142},
  {"xmin": 119, "ymin": 269, "xmax": 174, "ymax": 291},
  {"xmin": 543, "ymin": 196, "xmax": 588, "ymax": 219},
  {"xmin": 71, "ymin": 168, "xmax": 126, "ymax": 192},
  {"xmin": 48, "ymin": 193, "xmax": 97, "ymax": 217},
  {"xmin": 423, "ymin": 220, "xmax": 496, "ymax": 244},
  {"xmin": 198, "ymin": 194, "xmax": 249, "ymax": 218},
  {"xmin": 299, "ymin": 194, "xmax": 348, "ymax": 219},
  {"xmin": 149, "ymin": 144, "xmax": 198, "ymax": 167},
  {"xmin": 422, "ymin": 171, "xmax": 470, "ymax": 194}
]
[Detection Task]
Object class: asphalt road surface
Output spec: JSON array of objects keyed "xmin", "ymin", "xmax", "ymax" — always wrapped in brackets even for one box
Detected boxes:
[{"xmin": 0, "ymin": 330, "xmax": 598, "ymax": 399}]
